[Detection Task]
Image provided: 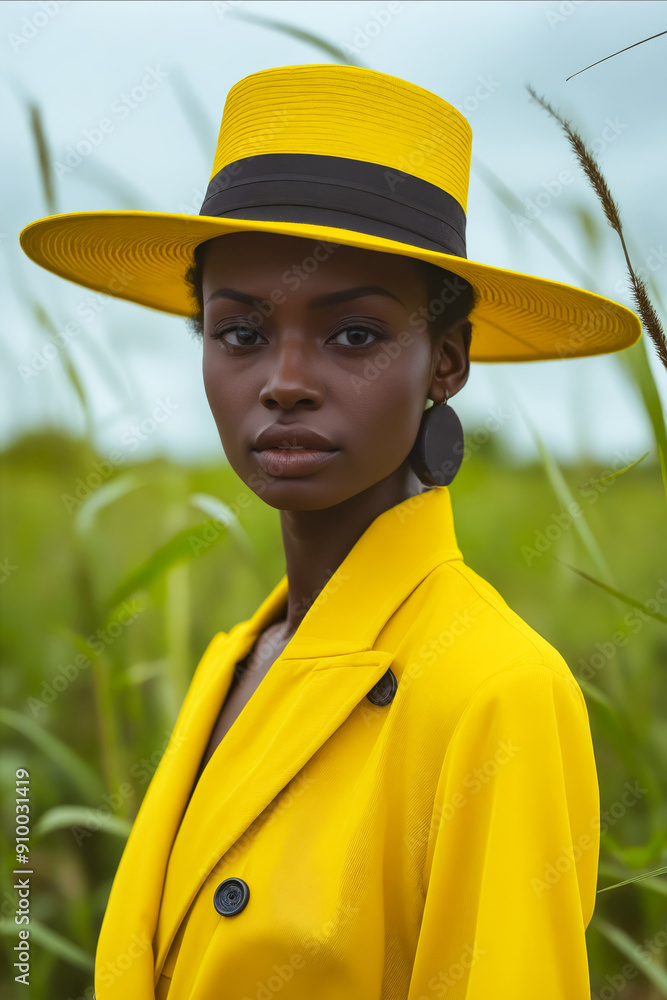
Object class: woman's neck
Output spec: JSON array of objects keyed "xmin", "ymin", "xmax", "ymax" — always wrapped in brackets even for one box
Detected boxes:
[{"xmin": 277, "ymin": 464, "xmax": 426, "ymax": 636}]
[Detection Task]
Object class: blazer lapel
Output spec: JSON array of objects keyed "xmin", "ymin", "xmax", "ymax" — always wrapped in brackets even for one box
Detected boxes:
[
  {"xmin": 95, "ymin": 591, "xmax": 288, "ymax": 998},
  {"xmin": 95, "ymin": 486, "xmax": 464, "ymax": 998},
  {"xmin": 152, "ymin": 640, "xmax": 395, "ymax": 978},
  {"xmin": 93, "ymin": 627, "xmax": 238, "ymax": 997}
]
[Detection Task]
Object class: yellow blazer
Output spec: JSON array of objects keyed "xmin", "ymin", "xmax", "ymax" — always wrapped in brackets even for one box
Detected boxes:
[{"xmin": 94, "ymin": 485, "xmax": 599, "ymax": 999}]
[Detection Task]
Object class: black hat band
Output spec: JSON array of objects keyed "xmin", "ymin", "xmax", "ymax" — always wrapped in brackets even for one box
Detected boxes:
[{"xmin": 199, "ymin": 153, "xmax": 467, "ymax": 258}]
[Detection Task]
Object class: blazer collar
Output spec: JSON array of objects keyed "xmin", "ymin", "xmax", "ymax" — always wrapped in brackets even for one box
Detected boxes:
[
  {"xmin": 235, "ymin": 483, "xmax": 463, "ymax": 657},
  {"xmin": 95, "ymin": 486, "xmax": 462, "ymax": 997}
]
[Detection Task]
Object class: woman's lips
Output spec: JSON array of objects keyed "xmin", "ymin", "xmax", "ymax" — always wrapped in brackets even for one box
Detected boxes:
[{"xmin": 252, "ymin": 448, "xmax": 339, "ymax": 477}]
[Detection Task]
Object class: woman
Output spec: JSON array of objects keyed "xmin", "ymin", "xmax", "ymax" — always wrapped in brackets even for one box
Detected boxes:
[{"xmin": 20, "ymin": 64, "xmax": 641, "ymax": 999}]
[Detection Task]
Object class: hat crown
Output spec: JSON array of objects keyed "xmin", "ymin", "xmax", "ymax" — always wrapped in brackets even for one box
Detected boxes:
[{"xmin": 209, "ymin": 64, "xmax": 473, "ymax": 214}]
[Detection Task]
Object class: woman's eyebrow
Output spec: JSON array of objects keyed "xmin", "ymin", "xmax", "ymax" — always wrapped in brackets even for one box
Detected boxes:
[
  {"xmin": 206, "ymin": 286, "xmax": 405, "ymax": 308},
  {"xmin": 307, "ymin": 286, "xmax": 405, "ymax": 308},
  {"xmin": 206, "ymin": 288, "xmax": 259, "ymax": 306}
]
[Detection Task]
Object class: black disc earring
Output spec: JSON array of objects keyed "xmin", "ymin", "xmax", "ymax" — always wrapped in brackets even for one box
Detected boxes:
[{"xmin": 408, "ymin": 391, "xmax": 465, "ymax": 487}]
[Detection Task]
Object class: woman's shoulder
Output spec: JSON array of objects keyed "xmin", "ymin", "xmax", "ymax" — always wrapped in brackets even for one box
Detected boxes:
[{"xmin": 381, "ymin": 556, "xmax": 583, "ymax": 714}]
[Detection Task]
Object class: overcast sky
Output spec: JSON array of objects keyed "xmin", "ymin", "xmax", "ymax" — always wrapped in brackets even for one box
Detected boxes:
[{"xmin": 2, "ymin": 0, "xmax": 666, "ymax": 466}]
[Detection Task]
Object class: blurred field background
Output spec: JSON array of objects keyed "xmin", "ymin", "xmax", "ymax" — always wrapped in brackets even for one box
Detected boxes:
[{"xmin": 1, "ymin": 2, "xmax": 667, "ymax": 998}]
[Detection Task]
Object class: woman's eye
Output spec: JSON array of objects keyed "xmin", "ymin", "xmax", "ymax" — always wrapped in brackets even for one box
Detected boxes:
[
  {"xmin": 330, "ymin": 326, "xmax": 382, "ymax": 348},
  {"xmin": 212, "ymin": 325, "xmax": 264, "ymax": 347}
]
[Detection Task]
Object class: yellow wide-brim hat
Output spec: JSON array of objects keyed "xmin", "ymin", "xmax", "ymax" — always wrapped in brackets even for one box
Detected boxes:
[{"xmin": 19, "ymin": 63, "xmax": 641, "ymax": 363}]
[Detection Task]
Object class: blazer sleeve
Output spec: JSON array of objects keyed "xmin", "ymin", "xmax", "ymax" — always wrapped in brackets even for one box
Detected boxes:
[{"xmin": 407, "ymin": 662, "xmax": 600, "ymax": 1000}]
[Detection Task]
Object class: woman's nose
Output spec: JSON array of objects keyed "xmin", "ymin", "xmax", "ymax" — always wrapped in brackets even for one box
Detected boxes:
[{"xmin": 258, "ymin": 339, "xmax": 324, "ymax": 410}]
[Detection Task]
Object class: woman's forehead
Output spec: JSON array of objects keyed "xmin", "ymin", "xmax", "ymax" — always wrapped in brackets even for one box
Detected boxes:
[{"xmin": 201, "ymin": 231, "xmax": 426, "ymax": 288}]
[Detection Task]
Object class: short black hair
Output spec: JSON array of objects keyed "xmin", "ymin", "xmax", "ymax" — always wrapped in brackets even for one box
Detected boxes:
[{"xmin": 183, "ymin": 238, "xmax": 477, "ymax": 353}]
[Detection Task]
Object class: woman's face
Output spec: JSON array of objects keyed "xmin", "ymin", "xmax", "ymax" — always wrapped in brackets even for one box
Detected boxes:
[{"xmin": 201, "ymin": 231, "xmax": 468, "ymax": 511}]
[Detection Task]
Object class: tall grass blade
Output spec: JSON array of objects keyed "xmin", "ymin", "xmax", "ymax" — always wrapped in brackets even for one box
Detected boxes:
[
  {"xmin": 74, "ymin": 470, "xmax": 154, "ymax": 535},
  {"xmin": 78, "ymin": 157, "xmax": 159, "ymax": 210},
  {"xmin": 514, "ymin": 398, "xmax": 614, "ymax": 582},
  {"xmin": 578, "ymin": 451, "xmax": 648, "ymax": 489},
  {"xmin": 120, "ymin": 658, "xmax": 169, "ymax": 687},
  {"xmin": 555, "ymin": 562, "xmax": 667, "ymax": 624},
  {"xmin": 576, "ymin": 678, "xmax": 616, "ymax": 711},
  {"xmin": 25, "ymin": 101, "xmax": 56, "ymax": 213},
  {"xmin": 616, "ymin": 337, "xmax": 667, "ymax": 503},
  {"xmin": 0, "ymin": 708, "xmax": 103, "ymax": 801},
  {"xmin": 14, "ymin": 277, "xmax": 137, "ymax": 422},
  {"xmin": 31, "ymin": 302, "xmax": 93, "ymax": 441},
  {"xmin": 189, "ymin": 492, "xmax": 253, "ymax": 552},
  {"xmin": 472, "ymin": 157, "xmax": 597, "ymax": 288},
  {"xmin": 33, "ymin": 805, "xmax": 132, "ymax": 840},
  {"xmin": 571, "ymin": 203, "xmax": 604, "ymax": 255},
  {"xmin": 588, "ymin": 701, "xmax": 663, "ymax": 813},
  {"xmin": 592, "ymin": 916, "xmax": 667, "ymax": 993},
  {"xmin": 0, "ymin": 919, "xmax": 94, "ymax": 971},
  {"xmin": 566, "ymin": 30, "xmax": 667, "ymax": 81},
  {"xmin": 105, "ymin": 518, "xmax": 228, "ymax": 610},
  {"xmin": 598, "ymin": 861, "xmax": 667, "ymax": 898},
  {"xmin": 53, "ymin": 622, "xmax": 127, "ymax": 795},
  {"xmin": 165, "ymin": 559, "xmax": 190, "ymax": 711},
  {"xmin": 597, "ymin": 864, "xmax": 667, "ymax": 894},
  {"xmin": 228, "ymin": 9, "xmax": 364, "ymax": 66},
  {"xmin": 168, "ymin": 67, "xmax": 217, "ymax": 161},
  {"xmin": 527, "ymin": 85, "xmax": 667, "ymax": 373},
  {"xmin": 67, "ymin": 327, "xmax": 139, "ymax": 407},
  {"xmin": 56, "ymin": 623, "xmax": 104, "ymax": 664}
]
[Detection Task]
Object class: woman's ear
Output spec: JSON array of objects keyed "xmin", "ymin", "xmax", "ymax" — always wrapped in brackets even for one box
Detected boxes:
[{"xmin": 427, "ymin": 318, "xmax": 471, "ymax": 403}]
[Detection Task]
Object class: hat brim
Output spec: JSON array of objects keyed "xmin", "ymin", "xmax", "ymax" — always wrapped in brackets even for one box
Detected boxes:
[{"xmin": 19, "ymin": 210, "xmax": 642, "ymax": 363}]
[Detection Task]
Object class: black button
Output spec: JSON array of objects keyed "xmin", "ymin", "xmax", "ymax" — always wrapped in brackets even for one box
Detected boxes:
[
  {"xmin": 213, "ymin": 877, "xmax": 250, "ymax": 916},
  {"xmin": 366, "ymin": 668, "xmax": 397, "ymax": 706}
]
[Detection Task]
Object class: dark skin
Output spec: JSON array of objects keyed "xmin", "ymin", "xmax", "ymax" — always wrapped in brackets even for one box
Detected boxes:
[
  {"xmin": 201, "ymin": 230, "xmax": 470, "ymax": 640},
  {"xmin": 193, "ymin": 231, "xmax": 471, "ymax": 776}
]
